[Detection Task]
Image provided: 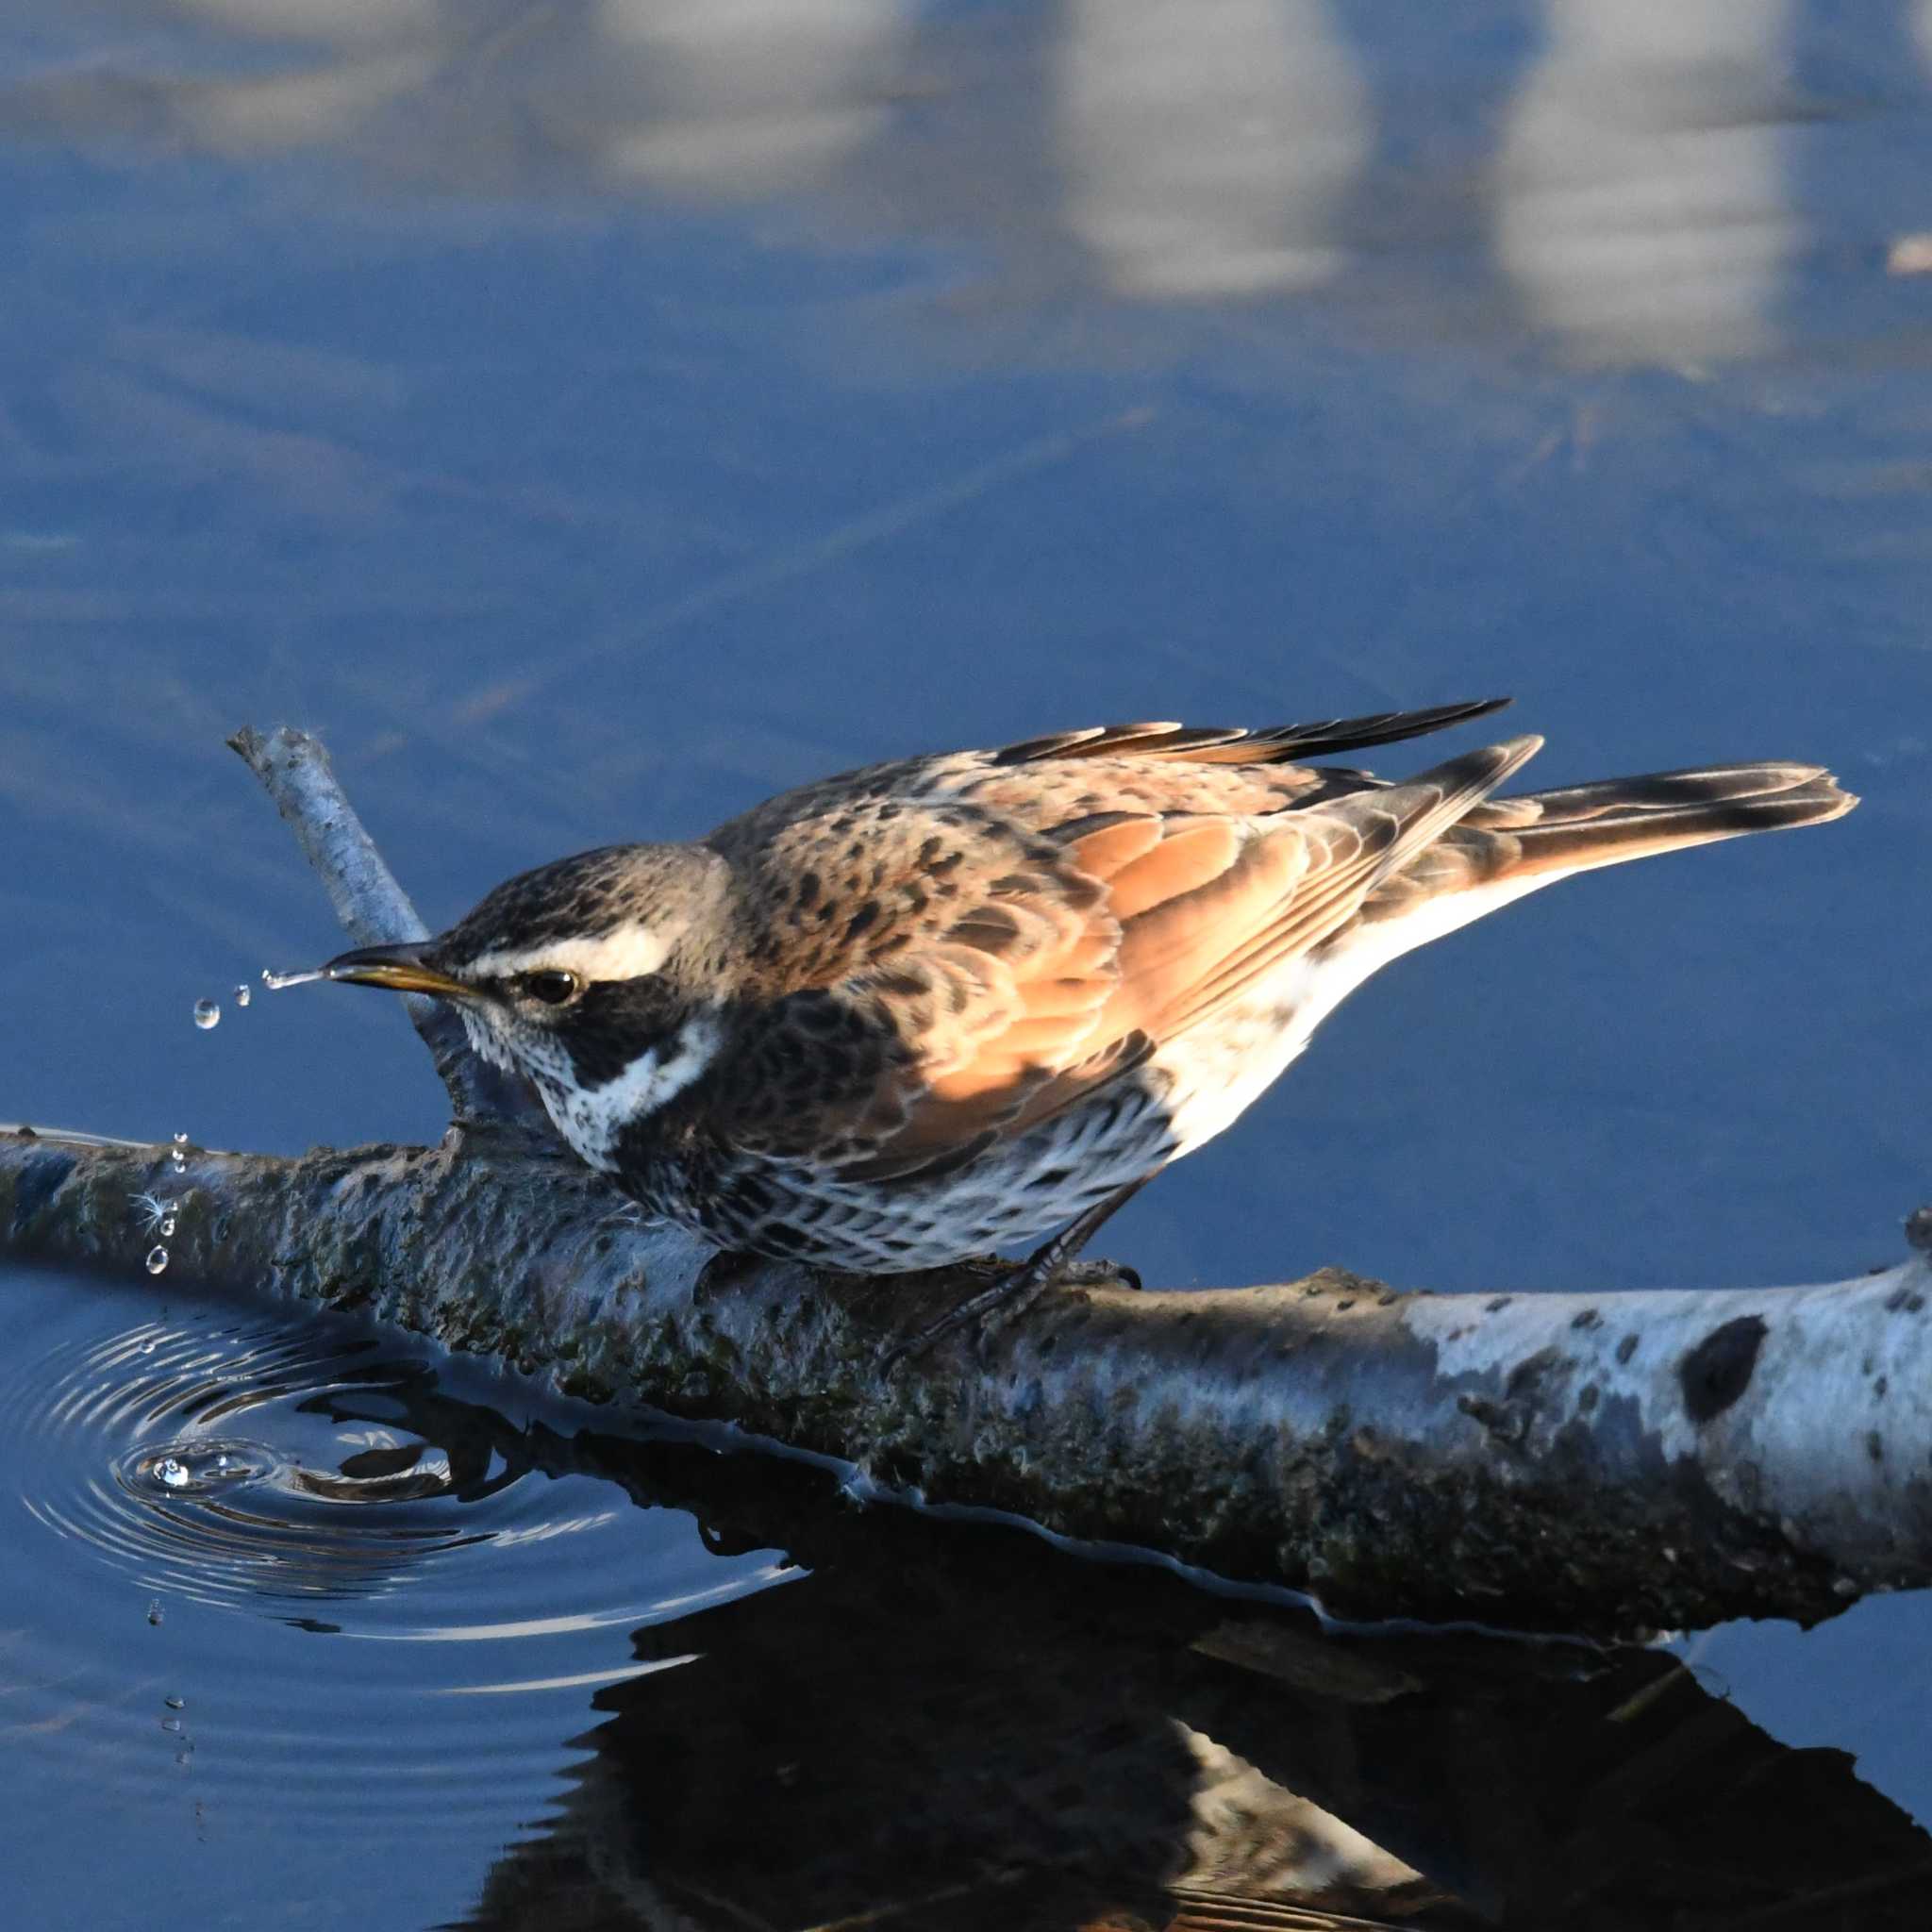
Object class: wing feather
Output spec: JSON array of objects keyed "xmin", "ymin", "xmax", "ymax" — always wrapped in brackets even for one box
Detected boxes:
[
  {"xmin": 808, "ymin": 735, "xmax": 1540, "ymax": 1179},
  {"xmin": 989, "ymin": 697, "xmax": 1510, "ymax": 769},
  {"xmin": 705, "ymin": 719, "xmax": 1850, "ymax": 1198}
]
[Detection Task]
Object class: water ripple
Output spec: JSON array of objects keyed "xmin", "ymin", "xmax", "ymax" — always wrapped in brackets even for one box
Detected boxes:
[
  {"xmin": 6, "ymin": 1314, "xmax": 515, "ymax": 1610},
  {"xmin": 0, "ymin": 1277, "xmax": 794, "ymax": 1887}
]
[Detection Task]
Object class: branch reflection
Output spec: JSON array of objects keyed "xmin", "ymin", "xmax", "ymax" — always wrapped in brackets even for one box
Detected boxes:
[{"xmin": 395, "ymin": 1395, "xmax": 1932, "ymax": 1931}]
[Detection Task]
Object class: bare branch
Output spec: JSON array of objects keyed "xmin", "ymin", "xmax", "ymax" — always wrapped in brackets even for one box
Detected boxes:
[{"xmin": 226, "ymin": 724, "xmax": 555, "ymax": 1141}]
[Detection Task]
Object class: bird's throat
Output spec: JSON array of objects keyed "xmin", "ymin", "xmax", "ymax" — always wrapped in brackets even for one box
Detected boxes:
[{"xmin": 534, "ymin": 1016, "xmax": 725, "ymax": 1173}]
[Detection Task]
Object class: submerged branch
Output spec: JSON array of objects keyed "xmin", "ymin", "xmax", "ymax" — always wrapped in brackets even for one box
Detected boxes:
[{"xmin": 0, "ymin": 723, "xmax": 1925, "ymax": 1637}]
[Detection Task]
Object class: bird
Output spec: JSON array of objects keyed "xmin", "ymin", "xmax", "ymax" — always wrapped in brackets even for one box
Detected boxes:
[{"xmin": 315, "ymin": 698, "xmax": 1855, "ymax": 1357}]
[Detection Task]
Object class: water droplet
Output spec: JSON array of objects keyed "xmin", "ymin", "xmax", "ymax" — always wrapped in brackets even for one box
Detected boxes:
[
  {"xmin": 160, "ymin": 1716, "xmax": 183, "ymax": 1734},
  {"xmin": 172, "ymin": 1132, "xmax": 189, "ymax": 1145},
  {"xmin": 138, "ymin": 1340, "xmax": 157, "ymax": 1356},
  {"xmin": 123, "ymin": 1440, "xmax": 275, "ymax": 1499},
  {"xmin": 233, "ymin": 983, "xmax": 252, "ymax": 1008},
  {"xmin": 146, "ymin": 1599, "xmax": 164, "ymax": 1626},
  {"xmin": 192, "ymin": 999, "xmax": 219, "ymax": 1031},
  {"xmin": 145, "ymin": 1246, "xmax": 169, "ymax": 1275},
  {"xmin": 163, "ymin": 1695, "xmax": 184, "ymax": 1711},
  {"xmin": 261, "ymin": 967, "xmax": 325, "ymax": 991},
  {"xmin": 159, "ymin": 1218, "xmax": 175, "ymax": 1238}
]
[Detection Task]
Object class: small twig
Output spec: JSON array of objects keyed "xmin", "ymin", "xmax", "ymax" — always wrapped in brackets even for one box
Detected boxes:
[{"xmin": 226, "ymin": 724, "xmax": 556, "ymax": 1141}]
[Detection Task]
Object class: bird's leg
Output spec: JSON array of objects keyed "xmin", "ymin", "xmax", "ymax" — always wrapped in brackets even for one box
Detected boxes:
[{"xmin": 878, "ymin": 1177, "xmax": 1150, "ymax": 1375}]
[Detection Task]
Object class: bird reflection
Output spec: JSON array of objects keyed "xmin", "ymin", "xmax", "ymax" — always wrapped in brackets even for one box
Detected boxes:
[{"xmin": 430, "ymin": 1407, "xmax": 1932, "ymax": 1932}]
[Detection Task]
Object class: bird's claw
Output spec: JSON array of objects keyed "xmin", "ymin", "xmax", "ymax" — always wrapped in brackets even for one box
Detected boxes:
[{"xmin": 875, "ymin": 1252, "xmax": 1141, "ymax": 1379}]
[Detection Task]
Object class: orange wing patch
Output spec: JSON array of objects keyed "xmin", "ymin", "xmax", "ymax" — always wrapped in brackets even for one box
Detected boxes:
[
  {"xmin": 843, "ymin": 811, "xmax": 1260, "ymax": 1168},
  {"xmin": 835, "ymin": 862, "xmax": 1127, "ymax": 1175},
  {"xmin": 836, "ymin": 734, "xmax": 1541, "ymax": 1180}
]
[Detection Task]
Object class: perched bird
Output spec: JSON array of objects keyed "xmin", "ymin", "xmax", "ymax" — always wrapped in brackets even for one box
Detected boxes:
[{"xmin": 318, "ymin": 699, "xmax": 1854, "ymax": 1351}]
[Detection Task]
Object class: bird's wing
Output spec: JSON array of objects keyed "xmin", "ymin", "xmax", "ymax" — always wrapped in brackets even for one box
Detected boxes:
[
  {"xmin": 985, "ymin": 695, "xmax": 1509, "ymax": 767},
  {"xmin": 723, "ymin": 733, "xmax": 1541, "ymax": 1181}
]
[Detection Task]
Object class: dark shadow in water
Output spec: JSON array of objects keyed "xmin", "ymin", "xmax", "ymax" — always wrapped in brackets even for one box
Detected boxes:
[{"xmin": 370, "ymin": 1403, "xmax": 1932, "ymax": 1932}]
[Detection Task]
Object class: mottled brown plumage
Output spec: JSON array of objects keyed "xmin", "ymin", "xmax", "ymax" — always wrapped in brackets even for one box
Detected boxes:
[{"xmin": 319, "ymin": 698, "xmax": 1856, "ymax": 1331}]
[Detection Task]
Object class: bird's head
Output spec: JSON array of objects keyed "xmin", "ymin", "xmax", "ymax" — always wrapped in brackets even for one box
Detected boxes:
[{"xmin": 320, "ymin": 843, "xmax": 733, "ymax": 1168}]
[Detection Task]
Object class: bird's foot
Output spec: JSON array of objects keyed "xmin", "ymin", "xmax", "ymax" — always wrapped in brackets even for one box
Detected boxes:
[
  {"xmin": 876, "ymin": 1182, "xmax": 1149, "ymax": 1378},
  {"xmin": 875, "ymin": 1253, "xmax": 1058, "ymax": 1380},
  {"xmin": 1051, "ymin": 1257, "xmax": 1142, "ymax": 1294}
]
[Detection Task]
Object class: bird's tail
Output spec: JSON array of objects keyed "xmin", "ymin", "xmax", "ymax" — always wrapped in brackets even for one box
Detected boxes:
[
  {"xmin": 1477, "ymin": 760, "xmax": 1855, "ymax": 874},
  {"xmin": 1364, "ymin": 758, "xmax": 1857, "ymax": 921}
]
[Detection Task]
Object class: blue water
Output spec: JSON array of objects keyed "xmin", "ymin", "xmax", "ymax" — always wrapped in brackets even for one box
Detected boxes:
[{"xmin": 3, "ymin": 3, "xmax": 1931, "ymax": 1924}]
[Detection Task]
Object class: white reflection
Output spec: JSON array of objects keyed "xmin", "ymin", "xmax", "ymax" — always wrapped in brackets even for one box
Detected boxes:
[
  {"xmin": 1494, "ymin": 0, "xmax": 1800, "ymax": 362},
  {"xmin": 348, "ymin": 1558, "xmax": 801, "ymax": 1641},
  {"xmin": 1889, "ymin": 234, "xmax": 1932, "ymax": 277},
  {"xmin": 1056, "ymin": 0, "xmax": 1370, "ymax": 298},
  {"xmin": 168, "ymin": 0, "xmax": 441, "ymax": 154},
  {"xmin": 186, "ymin": 53, "xmax": 439, "ymax": 153},
  {"xmin": 435, "ymin": 1654, "xmax": 696, "ymax": 1696},
  {"xmin": 593, "ymin": 0, "xmax": 907, "ymax": 193},
  {"xmin": 1914, "ymin": 0, "xmax": 1932, "ymax": 275}
]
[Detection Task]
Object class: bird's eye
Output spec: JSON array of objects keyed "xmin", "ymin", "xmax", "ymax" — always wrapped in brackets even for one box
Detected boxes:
[{"xmin": 521, "ymin": 970, "xmax": 582, "ymax": 1007}]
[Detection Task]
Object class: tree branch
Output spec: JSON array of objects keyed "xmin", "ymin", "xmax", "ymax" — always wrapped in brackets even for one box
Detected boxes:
[
  {"xmin": 0, "ymin": 724, "xmax": 1924, "ymax": 1637},
  {"xmin": 226, "ymin": 724, "xmax": 555, "ymax": 1141}
]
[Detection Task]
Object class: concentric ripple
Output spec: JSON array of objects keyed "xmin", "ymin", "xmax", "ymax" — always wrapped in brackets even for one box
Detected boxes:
[
  {"xmin": 0, "ymin": 1291, "xmax": 792, "ymax": 1633},
  {"xmin": 0, "ymin": 1267, "xmax": 798, "ymax": 1906},
  {"xmin": 8, "ymin": 1312, "xmax": 510, "ymax": 1610}
]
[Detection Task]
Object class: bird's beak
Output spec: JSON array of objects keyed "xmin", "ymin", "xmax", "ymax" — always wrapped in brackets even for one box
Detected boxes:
[{"xmin": 320, "ymin": 941, "xmax": 474, "ymax": 1000}]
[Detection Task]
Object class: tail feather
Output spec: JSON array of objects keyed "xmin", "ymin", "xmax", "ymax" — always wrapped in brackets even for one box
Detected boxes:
[
  {"xmin": 1491, "ymin": 762, "xmax": 1855, "ymax": 879},
  {"xmin": 1367, "ymin": 760, "xmax": 1857, "ymax": 916}
]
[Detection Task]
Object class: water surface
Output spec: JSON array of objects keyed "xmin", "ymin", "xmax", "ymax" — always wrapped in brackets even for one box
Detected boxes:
[{"xmin": 3, "ymin": 2, "xmax": 1931, "ymax": 1924}]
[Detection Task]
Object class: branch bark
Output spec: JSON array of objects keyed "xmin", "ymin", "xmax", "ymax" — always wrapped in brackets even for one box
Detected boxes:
[
  {"xmin": 227, "ymin": 725, "xmax": 556, "ymax": 1140},
  {"xmin": 1, "ymin": 724, "xmax": 1925, "ymax": 1638}
]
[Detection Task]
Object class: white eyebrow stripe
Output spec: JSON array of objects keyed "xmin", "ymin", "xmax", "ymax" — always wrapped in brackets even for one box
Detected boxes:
[{"xmin": 468, "ymin": 923, "xmax": 684, "ymax": 984}]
